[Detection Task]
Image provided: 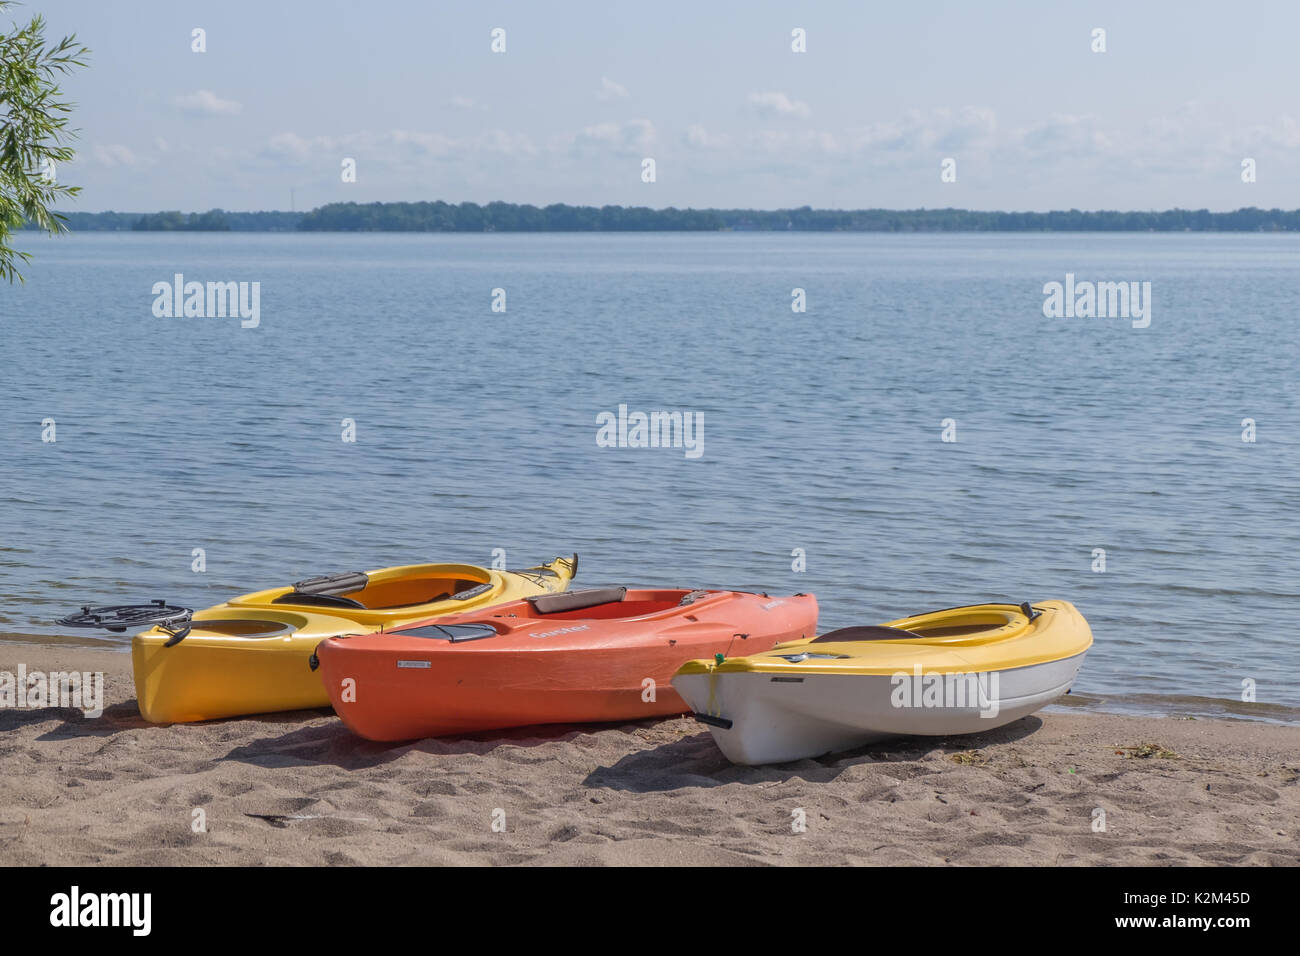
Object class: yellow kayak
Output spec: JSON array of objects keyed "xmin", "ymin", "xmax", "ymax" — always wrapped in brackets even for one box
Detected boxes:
[
  {"xmin": 673, "ymin": 600, "xmax": 1092, "ymax": 764},
  {"xmin": 131, "ymin": 555, "xmax": 577, "ymax": 723}
]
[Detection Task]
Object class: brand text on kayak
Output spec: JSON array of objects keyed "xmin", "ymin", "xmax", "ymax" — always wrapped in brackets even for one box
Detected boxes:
[
  {"xmin": 889, "ymin": 664, "xmax": 1000, "ymax": 718},
  {"xmin": 0, "ymin": 665, "xmax": 103, "ymax": 718},
  {"xmin": 151, "ymin": 273, "xmax": 261, "ymax": 328},
  {"xmin": 596, "ymin": 404, "xmax": 704, "ymax": 459}
]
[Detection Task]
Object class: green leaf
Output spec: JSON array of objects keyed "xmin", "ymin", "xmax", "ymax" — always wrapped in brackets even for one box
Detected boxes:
[{"xmin": 1, "ymin": 0, "xmax": 90, "ymax": 281}]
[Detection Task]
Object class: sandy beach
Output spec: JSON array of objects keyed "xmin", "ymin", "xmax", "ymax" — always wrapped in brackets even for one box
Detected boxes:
[{"xmin": 1, "ymin": 645, "xmax": 1297, "ymax": 867}]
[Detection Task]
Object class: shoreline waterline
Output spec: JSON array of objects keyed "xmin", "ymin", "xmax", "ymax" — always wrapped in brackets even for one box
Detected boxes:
[{"xmin": 3, "ymin": 640, "xmax": 1294, "ymax": 727}]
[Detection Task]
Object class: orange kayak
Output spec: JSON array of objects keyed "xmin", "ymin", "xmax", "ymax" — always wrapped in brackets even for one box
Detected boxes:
[{"xmin": 313, "ymin": 587, "xmax": 818, "ymax": 741}]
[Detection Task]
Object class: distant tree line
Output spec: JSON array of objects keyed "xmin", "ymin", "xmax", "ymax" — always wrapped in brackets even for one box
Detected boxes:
[
  {"xmin": 39, "ymin": 209, "xmax": 304, "ymax": 231},
  {"xmin": 133, "ymin": 210, "xmax": 231, "ymax": 231},
  {"xmin": 297, "ymin": 202, "xmax": 1300, "ymax": 232},
  {"xmin": 297, "ymin": 201, "xmax": 726, "ymax": 231},
  {"xmin": 47, "ymin": 211, "xmax": 141, "ymax": 231},
  {"xmin": 28, "ymin": 204, "xmax": 1300, "ymax": 232}
]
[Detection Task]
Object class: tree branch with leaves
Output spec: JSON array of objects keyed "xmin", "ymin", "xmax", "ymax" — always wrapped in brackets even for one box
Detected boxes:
[{"xmin": 1, "ymin": 1, "xmax": 89, "ymax": 282}]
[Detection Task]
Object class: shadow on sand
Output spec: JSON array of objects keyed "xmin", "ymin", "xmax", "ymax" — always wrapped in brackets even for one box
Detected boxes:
[
  {"xmin": 216, "ymin": 716, "xmax": 670, "ymax": 771},
  {"xmin": 218, "ymin": 713, "xmax": 1046, "ymax": 789},
  {"xmin": 0, "ymin": 699, "xmax": 153, "ymax": 740},
  {"xmin": 0, "ymin": 698, "xmax": 335, "ymax": 742},
  {"xmin": 583, "ymin": 716, "xmax": 1047, "ymax": 792},
  {"xmin": 13, "ymin": 695, "xmax": 1049, "ymax": 793}
]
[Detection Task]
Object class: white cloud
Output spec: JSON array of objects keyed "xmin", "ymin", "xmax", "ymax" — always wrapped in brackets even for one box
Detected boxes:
[
  {"xmin": 446, "ymin": 95, "xmax": 484, "ymax": 111},
  {"xmin": 1012, "ymin": 113, "xmax": 1107, "ymax": 157},
  {"xmin": 574, "ymin": 119, "xmax": 656, "ymax": 155},
  {"xmin": 1132, "ymin": 102, "xmax": 1300, "ymax": 165},
  {"xmin": 843, "ymin": 107, "xmax": 997, "ymax": 156},
  {"xmin": 260, "ymin": 128, "xmax": 537, "ymax": 167},
  {"xmin": 597, "ymin": 76, "xmax": 629, "ymax": 101},
  {"xmin": 97, "ymin": 98, "xmax": 1300, "ymax": 212},
  {"xmin": 173, "ymin": 89, "xmax": 242, "ymax": 116},
  {"xmin": 478, "ymin": 129, "xmax": 537, "ymax": 156},
  {"xmin": 749, "ymin": 91, "xmax": 810, "ymax": 119},
  {"xmin": 683, "ymin": 124, "xmax": 728, "ymax": 150},
  {"xmin": 264, "ymin": 131, "xmax": 318, "ymax": 161},
  {"xmin": 91, "ymin": 143, "xmax": 140, "ymax": 167}
]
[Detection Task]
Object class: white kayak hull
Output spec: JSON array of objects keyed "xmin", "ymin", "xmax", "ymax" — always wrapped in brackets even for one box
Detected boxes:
[{"xmin": 672, "ymin": 652, "xmax": 1087, "ymax": 765}]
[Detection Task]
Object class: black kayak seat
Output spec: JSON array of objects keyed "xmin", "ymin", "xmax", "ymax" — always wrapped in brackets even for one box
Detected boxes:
[
  {"xmin": 273, "ymin": 591, "xmax": 366, "ymax": 610},
  {"xmin": 447, "ymin": 582, "xmax": 494, "ymax": 601},
  {"xmin": 527, "ymin": 587, "xmax": 627, "ymax": 615},
  {"xmin": 398, "ymin": 622, "xmax": 499, "ymax": 643},
  {"xmin": 810, "ymin": 625, "xmax": 920, "ymax": 643},
  {"xmin": 291, "ymin": 571, "xmax": 369, "ymax": 596},
  {"xmin": 272, "ymin": 570, "xmax": 370, "ymax": 610}
]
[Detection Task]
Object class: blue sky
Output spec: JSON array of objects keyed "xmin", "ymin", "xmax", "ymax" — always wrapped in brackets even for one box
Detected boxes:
[{"xmin": 30, "ymin": 0, "xmax": 1300, "ymax": 212}]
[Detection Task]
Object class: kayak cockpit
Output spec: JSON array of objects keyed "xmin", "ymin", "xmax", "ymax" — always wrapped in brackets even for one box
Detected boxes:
[
  {"xmin": 810, "ymin": 605, "xmax": 1036, "ymax": 648},
  {"xmin": 889, "ymin": 605, "xmax": 1032, "ymax": 645},
  {"xmin": 179, "ymin": 618, "xmax": 297, "ymax": 639},
  {"xmin": 338, "ymin": 574, "xmax": 490, "ymax": 609},
  {"xmin": 521, "ymin": 587, "xmax": 719, "ymax": 620},
  {"xmin": 269, "ymin": 568, "xmax": 495, "ymax": 611}
]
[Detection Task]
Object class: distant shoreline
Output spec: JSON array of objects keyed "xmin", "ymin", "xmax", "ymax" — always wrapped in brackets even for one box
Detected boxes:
[{"xmin": 27, "ymin": 203, "xmax": 1300, "ymax": 233}]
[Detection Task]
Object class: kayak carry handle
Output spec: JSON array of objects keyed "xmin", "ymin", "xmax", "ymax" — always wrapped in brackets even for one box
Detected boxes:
[
  {"xmin": 720, "ymin": 632, "xmax": 750, "ymax": 658},
  {"xmin": 161, "ymin": 620, "xmax": 192, "ymax": 647},
  {"xmin": 693, "ymin": 712, "xmax": 734, "ymax": 730}
]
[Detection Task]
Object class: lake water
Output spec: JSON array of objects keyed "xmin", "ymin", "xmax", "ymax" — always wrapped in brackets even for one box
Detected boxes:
[{"xmin": 2, "ymin": 232, "xmax": 1297, "ymax": 717}]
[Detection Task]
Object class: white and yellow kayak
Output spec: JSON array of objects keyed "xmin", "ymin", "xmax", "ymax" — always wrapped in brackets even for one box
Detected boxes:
[
  {"xmin": 130, "ymin": 555, "xmax": 577, "ymax": 723},
  {"xmin": 672, "ymin": 600, "xmax": 1092, "ymax": 765}
]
